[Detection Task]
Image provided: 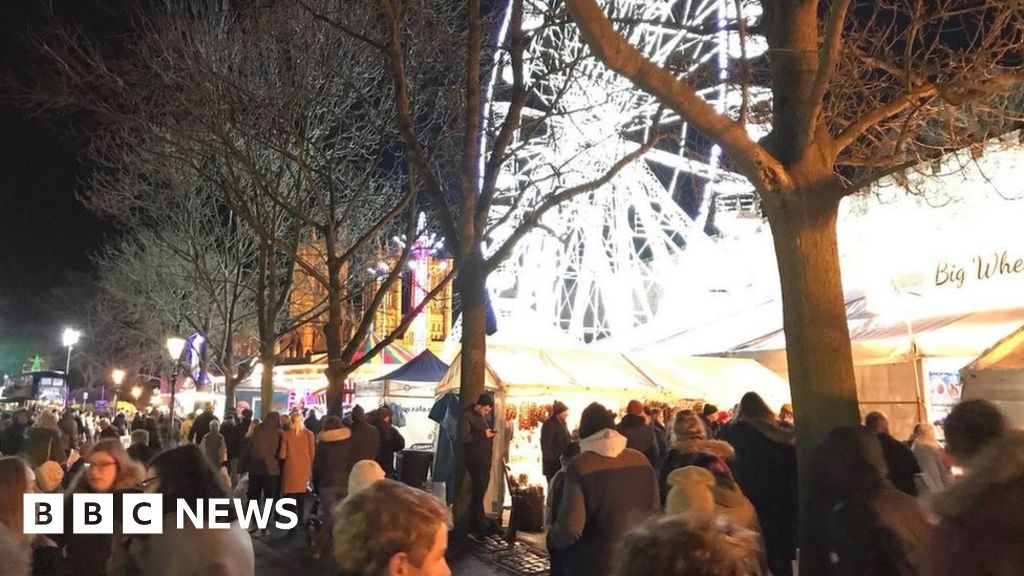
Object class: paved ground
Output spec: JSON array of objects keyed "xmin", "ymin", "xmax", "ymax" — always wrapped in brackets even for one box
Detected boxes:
[{"xmin": 253, "ymin": 527, "xmax": 517, "ymax": 576}]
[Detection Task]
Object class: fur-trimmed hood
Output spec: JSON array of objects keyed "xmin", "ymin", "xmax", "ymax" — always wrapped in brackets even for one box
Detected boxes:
[
  {"xmin": 672, "ymin": 438, "xmax": 736, "ymax": 461},
  {"xmin": 931, "ymin": 430, "xmax": 1024, "ymax": 517},
  {"xmin": 319, "ymin": 427, "xmax": 352, "ymax": 443}
]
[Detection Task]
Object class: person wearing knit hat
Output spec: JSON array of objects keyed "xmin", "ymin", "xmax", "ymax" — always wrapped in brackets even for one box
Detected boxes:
[
  {"xmin": 548, "ymin": 402, "xmax": 659, "ymax": 576},
  {"xmin": 347, "ymin": 460, "xmax": 386, "ymax": 497},
  {"xmin": 461, "ymin": 391, "xmax": 497, "ymax": 538},
  {"xmin": 541, "ymin": 400, "xmax": 572, "ymax": 483},
  {"xmin": 616, "ymin": 399, "xmax": 661, "ymax": 466}
]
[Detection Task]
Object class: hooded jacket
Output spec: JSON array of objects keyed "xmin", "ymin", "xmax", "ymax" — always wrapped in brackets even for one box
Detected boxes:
[
  {"xmin": 924, "ymin": 431, "xmax": 1024, "ymax": 576},
  {"xmin": 459, "ymin": 405, "xmax": 493, "ymax": 467},
  {"xmin": 348, "ymin": 407, "xmax": 381, "ymax": 464},
  {"xmin": 547, "ymin": 428, "xmax": 659, "ymax": 576},
  {"xmin": 665, "ymin": 466, "xmax": 758, "ymax": 528},
  {"xmin": 312, "ymin": 427, "xmax": 354, "ymax": 492},
  {"xmin": 659, "ymin": 438, "xmax": 736, "ymax": 504}
]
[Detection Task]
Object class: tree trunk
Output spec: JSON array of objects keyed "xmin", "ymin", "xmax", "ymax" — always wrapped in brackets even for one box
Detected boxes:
[
  {"xmin": 259, "ymin": 341, "xmax": 276, "ymax": 418},
  {"xmin": 224, "ymin": 371, "xmax": 237, "ymax": 411},
  {"xmin": 764, "ymin": 188, "xmax": 861, "ymax": 575},
  {"xmin": 453, "ymin": 254, "xmax": 489, "ymax": 535},
  {"xmin": 324, "ymin": 258, "xmax": 347, "ymax": 417}
]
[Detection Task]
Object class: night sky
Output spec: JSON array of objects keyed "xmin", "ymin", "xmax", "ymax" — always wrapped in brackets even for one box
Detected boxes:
[{"xmin": 0, "ymin": 1, "xmax": 123, "ymax": 367}]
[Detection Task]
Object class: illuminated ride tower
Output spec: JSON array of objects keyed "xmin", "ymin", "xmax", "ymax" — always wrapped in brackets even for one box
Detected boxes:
[{"xmin": 483, "ymin": 0, "xmax": 772, "ymax": 345}]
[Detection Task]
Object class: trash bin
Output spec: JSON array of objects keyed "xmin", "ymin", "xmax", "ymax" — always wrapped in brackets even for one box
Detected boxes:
[{"xmin": 398, "ymin": 450, "xmax": 433, "ymax": 490}]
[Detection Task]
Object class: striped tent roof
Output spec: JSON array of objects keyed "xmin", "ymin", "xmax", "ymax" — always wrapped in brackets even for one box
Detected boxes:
[{"xmin": 315, "ymin": 333, "xmax": 415, "ymax": 365}]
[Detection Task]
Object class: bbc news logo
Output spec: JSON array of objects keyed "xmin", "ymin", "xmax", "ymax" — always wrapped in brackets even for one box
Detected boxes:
[{"xmin": 23, "ymin": 495, "xmax": 299, "ymax": 534}]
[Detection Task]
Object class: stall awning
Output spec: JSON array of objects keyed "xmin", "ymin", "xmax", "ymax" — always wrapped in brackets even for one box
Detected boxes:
[{"xmin": 372, "ymin": 350, "xmax": 449, "ymax": 383}]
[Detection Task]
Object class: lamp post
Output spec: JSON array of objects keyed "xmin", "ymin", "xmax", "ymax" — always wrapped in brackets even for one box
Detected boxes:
[
  {"xmin": 61, "ymin": 328, "xmax": 81, "ymax": 407},
  {"xmin": 110, "ymin": 369, "xmax": 125, "ymax": 403},
  {"xmin": 165, "ymin": 337, "xmax": 186, "ymax": 446}
]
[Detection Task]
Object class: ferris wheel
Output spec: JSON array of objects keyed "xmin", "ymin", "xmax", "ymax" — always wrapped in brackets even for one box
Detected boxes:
[{"xmin": 483, "ymin": 0, "xmax": 772, "ymax": 345}]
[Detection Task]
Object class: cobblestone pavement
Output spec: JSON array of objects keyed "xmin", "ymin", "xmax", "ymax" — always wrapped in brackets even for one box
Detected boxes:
[{"xmin": 252, "ymin": 528, "xmax": 517, "ymax": 576}]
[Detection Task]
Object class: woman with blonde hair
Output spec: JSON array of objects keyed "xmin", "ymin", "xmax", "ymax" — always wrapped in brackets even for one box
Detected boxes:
[
  {"xmin": 614, "ymin": 514, "xmax": 763, "ymax": 576},
  {"xmin": 910, "ymin": 422, "xmax": 952, "ymax": 494},
  {"xmin": 279, "ymin": 411, "xmax": 315, "ymax": 533}
]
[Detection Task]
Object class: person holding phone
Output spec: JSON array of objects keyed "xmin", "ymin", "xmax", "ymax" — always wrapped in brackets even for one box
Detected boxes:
[{"xmin": 460, "ymin": 393, "xmax": 496, "ymax": 539}]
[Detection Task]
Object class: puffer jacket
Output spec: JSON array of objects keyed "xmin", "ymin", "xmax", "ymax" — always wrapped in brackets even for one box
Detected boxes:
[{"xmin": 665, "ymin": 466, "xmax": 758, "ymax": 530}]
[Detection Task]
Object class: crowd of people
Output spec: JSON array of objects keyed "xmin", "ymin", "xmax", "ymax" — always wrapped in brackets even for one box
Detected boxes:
[
  {"xmin": 534, "ymin": 394, "xmax": 1023, "ymax": 576},
  {"xmin": 1, "ymin": 392, "xmax": 1022, "ymax": 576},
  {"xmin": 0, "ymin": 401, "xmax": 407, "ymax": 576}
]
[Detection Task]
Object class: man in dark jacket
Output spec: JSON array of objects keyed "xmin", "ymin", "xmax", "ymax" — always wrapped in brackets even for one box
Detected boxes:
[
  {"xmin": 188, "ymin": 404, "xmax": 217, "ymax": 445},
  {"xmin": 348, "ymin": 405, "xmax": 381, "ymax": 463},
  {"xmin": 541, "ymin": 400, "xmax": 571, "ymax": 483},
  {"xmin": 460, "ymin": 393, "xmax": 496, "ymax": 538},
  {"xmin": 0, "ymin": 409, "xmax": 30, "ymax": 455},
  {"xmin": 865, "ymin": 411, "xmax": 921, "ymax": 496},
  {"xmin": 371, "ymin": 407, "xmax": 405, "ymax": 477},
  {"xmin": 548, "ymin": 402, "xmax": 659, "ymax": 576},
  {"xmin": 304, "ymin": 408, "xmax": 322, "ymax": 434},
  {"xmin": 615, "ymin": 400, "xmax": 660, "ymax": 466}
]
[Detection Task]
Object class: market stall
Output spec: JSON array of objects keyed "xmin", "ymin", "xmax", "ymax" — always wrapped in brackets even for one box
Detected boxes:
[
  {"xmin": 370, "ymin": 349, "xmax": 450, "ymax": 445},
  {"xmin": 962, "ymin": 323, "xmax": 1024, "ymax": 428}
]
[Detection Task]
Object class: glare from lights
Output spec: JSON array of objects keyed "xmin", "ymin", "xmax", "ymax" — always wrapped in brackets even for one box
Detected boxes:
[
  {"xmin": 62, "ymin": 328, "xmax": 81, "ymax": 348},
  {"xmin": 111, "ymin": 369, "xmax": 126, "ymax": 386},
  {"xmin": 165, "ymin": 337, "xmax": 186, "ymax": 360}
]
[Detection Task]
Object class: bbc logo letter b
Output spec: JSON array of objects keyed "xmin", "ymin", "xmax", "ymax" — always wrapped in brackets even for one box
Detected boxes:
[
  {"xmin": 24, "ymin": 494, "xmax": 63, "ymax": 535},
  {"xmin": 73, "ymin": 494, "xmax": 114, "ymax": 534}
]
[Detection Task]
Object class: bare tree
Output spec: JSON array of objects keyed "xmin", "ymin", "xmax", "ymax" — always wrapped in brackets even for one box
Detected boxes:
[
  {"xmin": 36, "ymin": 0, "xmax": 456, "ymax": 416},
  {"xmin": 294, "ymin": 0, "xmax": 675, "ymax": 530},
  {"xmin": 562, "ymin": 0, "xmax": 1024, "ymax": 570}
]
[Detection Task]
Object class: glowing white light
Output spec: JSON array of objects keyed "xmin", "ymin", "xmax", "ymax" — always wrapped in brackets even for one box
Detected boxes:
[{"xmin": 62, "ymin": 328, "xmax": 81, "ymax": 348}]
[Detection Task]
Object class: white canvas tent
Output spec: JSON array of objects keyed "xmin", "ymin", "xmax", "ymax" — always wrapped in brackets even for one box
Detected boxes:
[
  {"xmin": 724, "ymin": 295, "xmax": 1024, "ymax": 437},
  {"xmin": 435, "ymin": 344, "xmax": 792, "ymax": 516},
  {"xmin": 962, "ymin": 324, "xmax": 1024, "ymax": 428}
]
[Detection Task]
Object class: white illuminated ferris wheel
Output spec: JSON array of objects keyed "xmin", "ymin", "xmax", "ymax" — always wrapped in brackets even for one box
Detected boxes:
[{"xmin": 483, "ymin": 0, "xmax": 773, "ymax": 345}]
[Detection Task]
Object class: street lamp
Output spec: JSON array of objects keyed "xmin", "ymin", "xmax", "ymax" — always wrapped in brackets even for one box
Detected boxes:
[
  {"xmin": 110, "ymin": 368, "xmax": 126, "ymax": 403},
  {"xmin": 165, "ymin": 337, "xmax": 186, "ymax": 445},
  {"xmin": 61, "ymin": 328, "xmax": 81, "ymax": 407},
  {"xmin": 131, "ymin": 386, "xmax": 142, "ymax": 401}
]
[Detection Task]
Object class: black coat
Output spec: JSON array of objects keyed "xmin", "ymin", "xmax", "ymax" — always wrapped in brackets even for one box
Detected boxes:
[
  {"xmin": 878, "ymin": 433, "xmax": 922, "ymax": 496},
  {"xmin": 127, "ymin": 443, "xmax": 156, "ymax": 465},
  {"xmin": 459, "ymin": 406, "xmax": 493, "ymax": 468},
  {"xmin": 374, "ymin": 422, "xmax": 405, "ymax": 476},
  {"xmin": 615, "ymin": 414, "xmax": 660, "ymax": 466},
  {"xmin": 0, "ymin": 422, "xmax": 28, "ymax": 456},
  {"xmin": 540, "ymin": 416, "xmax": 571, "ymax": 478},
  {"xmin": 220, "ymin": 420, "xmax": 242, "ymax": 459},
  {"xmin": 718, "ymin": 419, "xmax": 798, "ymax": 568},
  {"xmin": 312, "ymin": 427, "xmax": 355, "ymax": 492},
  {"xmin": 348, "ymin": 408, "xmax": 381, "ymax": 464},
  {"xmin": 189, "ymin": 411, "xmax": 217, "ymax": 444}
]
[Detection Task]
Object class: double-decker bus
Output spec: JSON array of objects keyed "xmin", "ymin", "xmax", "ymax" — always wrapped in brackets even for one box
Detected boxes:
[{"xmin": 0, "ymin": 371, "xmax": 67, "ymax": 407}]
